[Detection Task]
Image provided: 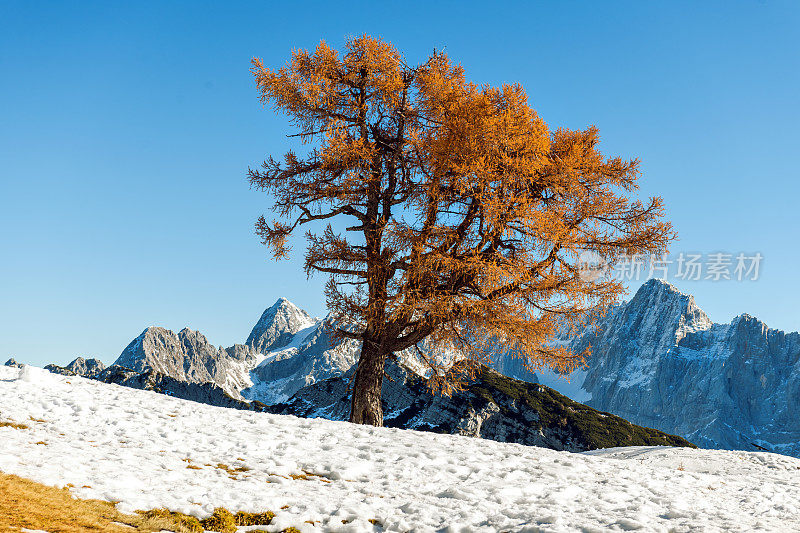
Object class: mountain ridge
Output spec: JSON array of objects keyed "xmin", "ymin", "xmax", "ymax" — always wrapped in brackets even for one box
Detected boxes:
[
  {"xmin": 551, "ymin": 279, "xmax": 800, "ymax": 455},
  {"xmin": 31, "ymin": 278, "xmax": 800, "ymax": 456}
]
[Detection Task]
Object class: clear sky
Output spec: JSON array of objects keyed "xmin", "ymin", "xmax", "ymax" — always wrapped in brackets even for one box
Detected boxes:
[{"xmin": 2, "ymin": 1, "xmax": 799, "ymax": 367}]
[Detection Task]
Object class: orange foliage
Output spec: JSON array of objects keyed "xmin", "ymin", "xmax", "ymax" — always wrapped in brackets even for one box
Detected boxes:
[{"xmin": 249, "ymin": 36, "xmax": 674, "ymax": 418}]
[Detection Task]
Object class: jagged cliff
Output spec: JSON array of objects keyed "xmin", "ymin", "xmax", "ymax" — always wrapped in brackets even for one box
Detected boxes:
[
  {"xmin": 114, "ymin": 326, "xmax": 257, "ymax": 398},
  {"xmin": 549, "ymin": 279, "xmax": 800, "ymax": 455}
]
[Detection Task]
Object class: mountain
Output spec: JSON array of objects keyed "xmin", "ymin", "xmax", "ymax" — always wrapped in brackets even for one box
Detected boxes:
[
  {"xmin": 245, "ymin": 297, "xmax": 315, "ymax": 353},
  {"xmin": 270, "ymin": 358, "xmax": 694, "ymax": 452},
  {"xmin": 43, "ymin": 279, "xmax": 800, "ymax": 456},
  {"xmin": 545, "ymin": 279, "xmax": 800, "ymax": 456},
  {"xmin": 242, "ymin": 315, "xmax": 360, "ymax": 404},
  {"xmin": 64, "ymin": 357, "xmax": 106, "ymax": 376},
  {"xmin": 114, "ymin": 326, "xmax": 259, "ymax": 399},
  {"xmin": 44, "ymin": 356, "xmax": 106, "ymax": 377},
  {"xmin": 39, "ymin": 298, "xmax": 694, "ymax": 452},
  {"xmin": 108, "ymin": 298, "xmax": 436, "ymax": 405},
  {"xmin": 110, "ymin": 298, "xmax": 357, "ymax": 404}
]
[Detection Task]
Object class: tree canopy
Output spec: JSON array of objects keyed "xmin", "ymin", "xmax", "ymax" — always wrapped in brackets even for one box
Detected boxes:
[{"xmin": 249, "ymin": 36, "xmax": 674, "ymax": 425}]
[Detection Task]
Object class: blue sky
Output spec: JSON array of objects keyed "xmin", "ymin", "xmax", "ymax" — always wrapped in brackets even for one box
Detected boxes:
[{"xmin": 2, "ymin": 1, "xmax": 799, "ymax": 367}]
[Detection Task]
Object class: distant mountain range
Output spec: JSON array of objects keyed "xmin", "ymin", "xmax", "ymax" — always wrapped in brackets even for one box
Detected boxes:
[
  {"xmin": 17, "ymin": 354, "xmax": 693, "ymax": 453},
  {"xmin": 18, "ymin": 279, "xmax": 799, "ymax": 456},
  {"xmin": 549, "ymin": 279, "xmax": 800, "ymax": 456}
]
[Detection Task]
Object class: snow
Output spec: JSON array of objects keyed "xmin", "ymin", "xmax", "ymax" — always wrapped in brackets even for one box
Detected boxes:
[
  {"xmin": 2, "ymin": 365, "xmax": 800, "ymax": 532},
  {"xmin": 534, "ymin": 367, "xmax": 591, "ymax": 403}
]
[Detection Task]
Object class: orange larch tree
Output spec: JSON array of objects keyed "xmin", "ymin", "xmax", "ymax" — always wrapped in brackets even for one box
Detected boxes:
[{"xmin": 249, "ymin": 36, "xmax": 674, "ymax": 426}]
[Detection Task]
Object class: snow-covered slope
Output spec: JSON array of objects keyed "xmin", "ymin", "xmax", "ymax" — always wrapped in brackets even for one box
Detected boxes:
[
  {"xmin": 541, "ymin": 279, "xmax": 800, "ymax": 456},
  {"xmin": 1, "ymin": 365, "xmax": 799, "ymax": 532}
]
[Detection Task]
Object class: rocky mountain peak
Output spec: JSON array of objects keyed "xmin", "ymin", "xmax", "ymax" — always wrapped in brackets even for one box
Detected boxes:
[
  {"xmin": 730, "ymin": 313, "xmax": 767, "ymax": 332},
  {"xmin": 246, "ymin": 297, "xmax": 315, "ymax": 354},
  {"xmin": 114, "ymin": 327, "xmax": 185, "ymax": 374},
  {"xmin": 552, "ymin": 277, "xmax": 800, "ymax": 456},
  {"xmin": 629, "ymin": 279, "xmax": 701, "ymax": 315},
  {"xmin": 624, "ymin": 279, "xmax": 712, "ymax": 344},
  {"xmin": 177, "ymin": 327, "xmax": 212, "ymax": 348},
  {"xmin": 112, "ymin": 324, "xmax": 259, "ymax": 398},
  {"xmin": 65, "ymin": 357, "xmax": 106, "ymax": 377}
]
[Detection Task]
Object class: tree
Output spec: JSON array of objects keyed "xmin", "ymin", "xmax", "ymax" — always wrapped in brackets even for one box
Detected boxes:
[{"xmin": 249, "ymin": 36, "xmax": 674, "ymax": 426}]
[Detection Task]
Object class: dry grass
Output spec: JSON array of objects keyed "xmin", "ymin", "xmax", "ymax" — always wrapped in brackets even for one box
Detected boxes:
[
  {"xmin": 0, "ymin": 420, "xmax": 29, "ymax": 430},
  {"xmin": 0, "ymin": 472, "xmax": 308, "ymax": 533},
  {"xmin": 213, "ymin": 463, "xmax": 251, "ymax": 480},
  {"xmin": 141, "ymin": 507, "xmax": 276, "ymax": 532},
  {"xmin": 0, "ymin": 472, "xmax": 198, "ymax": 532},
  {"xmin": 289, "ymin": 470, "xmax": 332, "ymax": 483}
]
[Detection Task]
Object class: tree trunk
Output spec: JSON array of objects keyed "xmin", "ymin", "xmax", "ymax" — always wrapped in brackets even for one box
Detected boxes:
[{"xmin": 349, "ymin": 341, "xmax": 386, "ymax": 426}]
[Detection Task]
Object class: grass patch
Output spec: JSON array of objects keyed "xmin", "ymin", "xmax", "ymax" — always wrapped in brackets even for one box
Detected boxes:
[
  {"xmin": 182, "ymin": 458, "xmax": 202, "ymax": 470},
  {"xmin": 213, "ymin": 463, "xmax": 251, "ymax": 480},
  {"xmin": 0, "ymin": 472, "xmax": 198, "ymax": 532},
  {"xmin": 137, "ymin": 508, "xmax": 203, "ymax": 532},
  {"xmin": 199, "ymin": 507, "xmax": 236, "ymax": 532},
  {"xmin": 234, "ymin": 510, "xmax": 275, "ymax": 525},
  {"xmin": 1, "ymin": 472, "xmax": 302, "ymax": 532},
  {"xmin": 147, "ymin": 507, "xmax": 277, "ymax": 532},
  {"xmin": 0, "ymin": 420, "xmax": 29, "ymax": 430},
  {"xmin": 289, "ymin": 470, "xmax": 332, "ymax": 483}
]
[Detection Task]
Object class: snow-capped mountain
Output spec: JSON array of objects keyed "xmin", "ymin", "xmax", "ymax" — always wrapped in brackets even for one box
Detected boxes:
[
  {"xmin": 114, "ymin": 326, "xmax": 258, "ymax": 398},
  {"xmin": 242, "ymin": 314, "xmax": 360, "ymax": 404},
  {"xmin": 246, "ymin": 297, "xmax": 316, "ymax": 353},
  {"xmin": 110, "ymin": 298, "xmax": 358, "ymax": 404},
  {"xmin": 108, "ymin": 298, "xmax": 442, "ymax": 405},
  {"xmin": 547, "ymin": 279, "xmax": 800, "ymax": 456}
]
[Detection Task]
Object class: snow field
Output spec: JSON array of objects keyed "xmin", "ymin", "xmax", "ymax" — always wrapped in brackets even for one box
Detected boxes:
[{"xmin": 1, "ymin": 365, "xmax": 799, "ymax": 532}]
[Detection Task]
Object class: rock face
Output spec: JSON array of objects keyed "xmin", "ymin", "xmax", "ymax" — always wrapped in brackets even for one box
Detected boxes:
[
  {"xmin": 65, "ymin": 357, "xmax": 106, "ymax": 377},
  {"xmin": 4, "ymin": 358, "xmax": 19, "ymax": 367},
  {"xmin": 245, "ymin": 297, "xmax": 315, "ymax": 353},
  {"xmin": 544, "ymin": 279, "xmax": 800, "ymax": 456},
  {"xmin": 113, "ymin": 327, "xmax": 258, "ymax": 399},
  {"xmin": 94, "ymin": 365, "xmax": 269, "ymax": 412},
  {"xmin": 270, "ymin": 359, "xmax": 694, "ymax": 451},
  {"xmin": 107, "ymin": 299, "xmax": 357, "ymax": 404}
]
